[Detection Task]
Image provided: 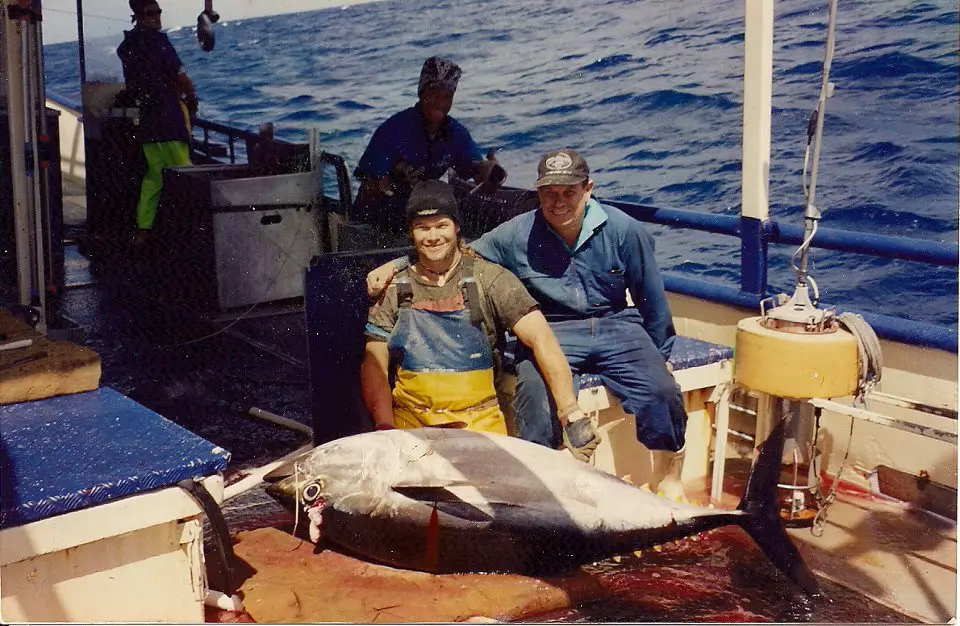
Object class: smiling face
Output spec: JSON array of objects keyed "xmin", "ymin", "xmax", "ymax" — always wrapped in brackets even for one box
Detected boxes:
[
  {"xmin": 537, "ymin": 180, "xmax": 594, "ymax": 235},
  {"xmin": 411, "ymin": 214, "xmax": 460, "ymax": 265}
]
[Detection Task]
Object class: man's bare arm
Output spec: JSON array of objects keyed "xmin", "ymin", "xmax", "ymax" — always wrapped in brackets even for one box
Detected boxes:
[
  {"xmin": 511, "ymin": 309, "xmax": 580, "ymax": 427},
  {"xmin": 360, "ymin": 340, "xmax": 394, "ymax": 428}
]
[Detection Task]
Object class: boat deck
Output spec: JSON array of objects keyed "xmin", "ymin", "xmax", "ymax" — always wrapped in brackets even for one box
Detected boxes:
[{"xmin": 49, "ymin": 178, "xmax": 956, "ymax": 623}]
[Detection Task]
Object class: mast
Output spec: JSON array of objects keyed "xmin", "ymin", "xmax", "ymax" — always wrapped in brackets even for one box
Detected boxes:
[{"xmin": 739, "ymin": 0, "xmax": 774, "ymax": 295}]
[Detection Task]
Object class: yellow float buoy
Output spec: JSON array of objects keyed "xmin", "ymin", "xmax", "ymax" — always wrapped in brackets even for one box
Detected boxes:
[{"xmin": 734, "ymin": 316, "xmax": 859, "ymax": 399}]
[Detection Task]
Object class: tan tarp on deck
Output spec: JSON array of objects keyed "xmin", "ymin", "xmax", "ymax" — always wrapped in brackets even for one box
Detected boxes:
[{"xmin": 231, "ymin": 527, "xmax": 606, "ymax": 623}]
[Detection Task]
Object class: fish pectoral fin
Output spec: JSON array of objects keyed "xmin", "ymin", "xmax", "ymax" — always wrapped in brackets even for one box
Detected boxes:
[
  {"xmin": 390, "ymin": 477, "xmax": 476, "ymax": 490},
  {"xmin": 434, "ymin": 501, "xmax": 494, "ymax": 523},
  {"xmin": 392, "ymin": 486, "xmax": 494, "ymax": 523},
  {"xmin": 391, "ymin": 485, "xmax": 474, "ymax": 502}
]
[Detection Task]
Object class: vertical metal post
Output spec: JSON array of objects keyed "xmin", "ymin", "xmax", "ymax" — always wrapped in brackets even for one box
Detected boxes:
[
  {"xmin": 3, "ymin": 2, "xmax": 32, "ymax": 306},
  {"xmin": 32, "ymin": 0, "xmax": 54, "ymax": 319},
  {"xmin": 739, "ymin": 0, "xmax": 774, "ymax": 295},
  {"xmin": 24, "ymin": 3, "xmax": 47, "ymax": 330},
  {"xmin": 75, "ymin": 0, "xmax": 85, "ymax": 84},
  {"xmin": 739, "ymin": 216, "xmax": 767, "ymax": 294}
]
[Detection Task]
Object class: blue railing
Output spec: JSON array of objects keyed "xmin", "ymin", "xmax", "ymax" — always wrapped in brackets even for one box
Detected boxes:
[
  {"xmin": 605, "ymin": 198, "xmax": 959, "ymax": 353},
  {"xmin": 605, "ymin": 199, "xmax": 958, "ymax": 269}
]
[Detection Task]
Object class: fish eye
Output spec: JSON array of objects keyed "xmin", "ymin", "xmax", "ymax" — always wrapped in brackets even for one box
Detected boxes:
[{"xmin": 302, "ymin": 480, "xmax": 324, "ymax": 503}]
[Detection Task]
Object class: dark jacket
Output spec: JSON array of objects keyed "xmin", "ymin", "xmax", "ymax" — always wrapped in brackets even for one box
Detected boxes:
[{"xmin": 117, "ymin": 27, "xmax": 190, "ymax": 144}]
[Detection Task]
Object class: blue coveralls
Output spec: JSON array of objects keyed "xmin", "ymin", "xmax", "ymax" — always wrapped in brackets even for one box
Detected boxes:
[
  {"xmin": 471, "ymin": 199, "xmax": 687, "ymax": 452},
  {"xmin": 353, "ymin": 104, "xmax": 482, "ymax": 234}
]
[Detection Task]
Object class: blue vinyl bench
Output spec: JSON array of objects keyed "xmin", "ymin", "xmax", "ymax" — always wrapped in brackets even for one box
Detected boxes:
[
  {"xmin": 0, "ymin": 387, "xmax": 231, "ymax": 621},
  {"xmin": 0, "ymin": 387, "xmax": 230, "ymax": 528}
]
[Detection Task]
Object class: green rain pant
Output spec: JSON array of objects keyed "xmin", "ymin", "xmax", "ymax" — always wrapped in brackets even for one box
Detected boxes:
[{"xmin": 136, "ymin": 140, "xmax": 191, "ymax": 230}]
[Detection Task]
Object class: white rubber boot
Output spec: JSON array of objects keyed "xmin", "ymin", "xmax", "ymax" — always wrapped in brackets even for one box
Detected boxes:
[{"xmin": 649, "ymin": 446, "xmax": 687, "ymax": 503}]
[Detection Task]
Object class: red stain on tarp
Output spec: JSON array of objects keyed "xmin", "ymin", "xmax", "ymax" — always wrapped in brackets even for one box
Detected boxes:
[{"xmin": 426, "ymin": 503, "xmax": 440, "ymax": 571}]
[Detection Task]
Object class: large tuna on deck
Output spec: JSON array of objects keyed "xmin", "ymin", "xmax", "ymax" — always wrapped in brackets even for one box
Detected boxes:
[{"xmin": 264, "ymin": 420, "xmax": 819, "ymax": 596}]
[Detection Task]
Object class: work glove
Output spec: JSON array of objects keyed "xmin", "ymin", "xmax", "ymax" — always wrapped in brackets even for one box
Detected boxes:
[
  {"xmin": 182, "ymin": 92, "xmax": 199, "ymax": 116},
  {"xmin": 473, "ymin": 148, "xmax": 507, "ymax": 195},
  {"xmin": 389, "ymin": 160, "xmax": 426, "ymax": 190},
  {"xmin": 562, "ymin": 413, "xmax": 601, "ymax": 463}
]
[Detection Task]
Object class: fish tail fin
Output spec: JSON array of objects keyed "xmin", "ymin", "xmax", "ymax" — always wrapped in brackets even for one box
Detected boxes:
[{"xmin": 736, "ymin": 417, "xmax": 822, "ymax": 597}]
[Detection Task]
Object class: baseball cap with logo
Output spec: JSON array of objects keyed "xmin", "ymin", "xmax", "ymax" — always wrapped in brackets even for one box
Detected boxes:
[{"xmin": 535, "ymin": 149, "xmax": 590, "ymax": 188}]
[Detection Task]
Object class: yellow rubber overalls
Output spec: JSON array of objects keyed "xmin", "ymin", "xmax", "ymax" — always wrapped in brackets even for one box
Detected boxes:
[{"xmin": 388, "ymin": 259, "xmax": 507, "ymax": 435}]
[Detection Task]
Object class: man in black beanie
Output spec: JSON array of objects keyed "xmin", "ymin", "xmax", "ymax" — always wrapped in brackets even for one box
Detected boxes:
[{"xmin": 360, "ymin": 181, "xmax": 585, "ymax": 443}]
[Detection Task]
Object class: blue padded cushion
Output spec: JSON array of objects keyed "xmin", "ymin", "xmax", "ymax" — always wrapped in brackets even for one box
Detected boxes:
[
  {"xmin": 666, "ymin": 335, "xmax": 734, "ymax": 370},
  {"xmin": 0, "ymin": 387, "xmax": 231, "ymax": 529},
  {"xmin": 503, "ymin": 335, "xmax": 733, "ymax": 391}
]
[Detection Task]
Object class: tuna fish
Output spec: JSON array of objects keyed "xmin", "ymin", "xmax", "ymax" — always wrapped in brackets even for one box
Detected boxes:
[{"xmin": 264, "ymin": 418, "xmax": 820, "ymax": 596}]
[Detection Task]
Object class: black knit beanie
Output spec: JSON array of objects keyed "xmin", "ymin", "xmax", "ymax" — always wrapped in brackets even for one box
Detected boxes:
[{"xmin": 405, "ymin": 180, "xmax": 461, "ymax": 227}]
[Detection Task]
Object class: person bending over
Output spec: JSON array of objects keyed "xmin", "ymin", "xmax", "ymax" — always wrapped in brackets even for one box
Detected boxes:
[{"xmin": 353, "ymin": 56, "xmax": 505, "ymax": 239}]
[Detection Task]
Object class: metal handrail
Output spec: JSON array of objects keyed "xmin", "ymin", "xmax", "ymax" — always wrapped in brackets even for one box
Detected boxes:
[
  {"xmin": 605, "ymin": 198, "xmax": 959, "ymax": 269},
  {"xmin": 191, "ymin": 116, "xmax": 260, "ymax": 164},
  {"xmin": 315, "ymin": 152, "xmax": 353, "ymax": 210},
  {"xmin": 768, "ymin": 220, "xmax": 957, "ymax": 267},
  {"xmin": 604, "ymin": 199, "xmax": 742, "ymax": 237}
]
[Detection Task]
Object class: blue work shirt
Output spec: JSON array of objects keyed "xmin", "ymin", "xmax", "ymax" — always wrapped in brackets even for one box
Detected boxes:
[
  {"xmin": 117, "ymin": 28, "xmax": 190, "ymax": 145},
  {"xmin": 354, "ymin": 104, "xmax": 482, "ymax": 182},
  {"xmin": 471, "ymin": 199, "xmax": 677, "ymax": 358}
]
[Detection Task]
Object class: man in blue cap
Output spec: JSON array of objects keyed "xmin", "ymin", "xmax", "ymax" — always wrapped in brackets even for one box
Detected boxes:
[
  {"xmin": 353, "ymin": 57, "xmax": 505, "ymax": 239},
  {"xmin": 366, "ymin": 150, "xmax": 689, "ymax": 499},
  {"xmin": 118, "ymin": 0, "xmax": 199, "ymax": 246}
]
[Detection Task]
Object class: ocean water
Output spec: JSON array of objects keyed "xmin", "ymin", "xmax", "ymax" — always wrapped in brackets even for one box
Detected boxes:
[{"xmin": 44, "ymin": 0, "xmax": 959, "ymax": 326}]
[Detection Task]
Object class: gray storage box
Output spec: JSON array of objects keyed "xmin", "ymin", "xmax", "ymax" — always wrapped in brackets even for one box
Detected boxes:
[{"xmin": 157, "ymin": 164, "xmax": 324, "ymax": 311}]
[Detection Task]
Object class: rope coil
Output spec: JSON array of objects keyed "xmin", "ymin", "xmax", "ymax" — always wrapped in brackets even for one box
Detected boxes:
[
  {"xmin": 837, "ymin": 312, "xmax": 883, "ymax": 400},
  {"xmin": 809, "ymin": 313, "xmax": 882, "ymax": 536}
]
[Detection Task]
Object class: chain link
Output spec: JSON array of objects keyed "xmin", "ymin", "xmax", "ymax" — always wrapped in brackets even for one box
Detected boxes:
[{"xmin": 810, "ymin": 393, "xmax": 866, "ymax": 536}]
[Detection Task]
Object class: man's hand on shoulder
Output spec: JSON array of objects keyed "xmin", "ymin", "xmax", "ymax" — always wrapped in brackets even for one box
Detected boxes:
[{"xmin": 367, "ymin": 260, "xmax": 401, "ymax": 297}]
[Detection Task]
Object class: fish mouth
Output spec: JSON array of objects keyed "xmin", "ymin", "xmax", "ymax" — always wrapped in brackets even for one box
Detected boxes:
[
  {"xmin": 263, "ymin": 478, "xmax": 296, "ymax": 510},
  {"xmin": 263, "ymin": 474, "xmax": 310, "ymax": 513}
]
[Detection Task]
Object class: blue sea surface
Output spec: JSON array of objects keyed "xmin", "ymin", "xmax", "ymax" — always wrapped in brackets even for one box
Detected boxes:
[{"xmin": 44, "ymin": 0, "xmax": 959, "ymax": 326}]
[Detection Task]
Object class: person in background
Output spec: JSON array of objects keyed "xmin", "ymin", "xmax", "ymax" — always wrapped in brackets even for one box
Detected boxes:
[
  {"xmin": 366, "ymin": 150, "xmax": 689, "ymax": 498},
  {"xmin": 361, "ymin": 180, "xmax": 597, "ymax": 461},
  {"xmin": 353, "ymin": 56, "xmax": 506, "ymax": 240},
  {"xmin": 117, "ymin": 0, "xmax": 198, "ymax": 247}
]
